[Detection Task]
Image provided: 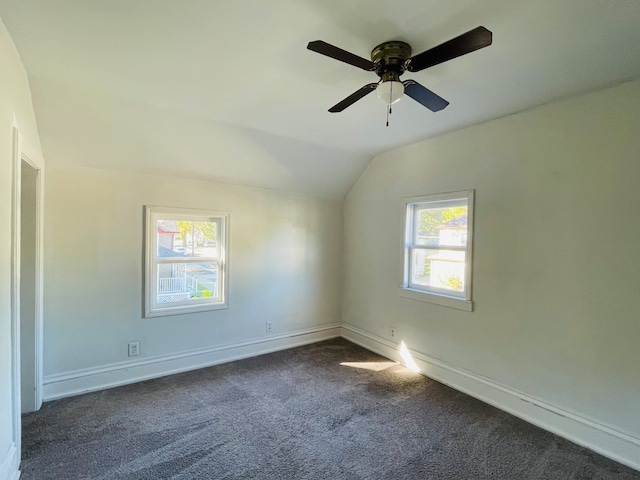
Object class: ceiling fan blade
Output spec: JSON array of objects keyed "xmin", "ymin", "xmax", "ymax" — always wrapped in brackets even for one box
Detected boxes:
[
  {"xmin": 307, "ymin": 40, "xmax": 376, "ymax": 71},
  {"xmin": 408, "ymin": 26, "xmax": 492, "ymax": 72},
  {"xmin": 403, "ymin": 80, "xmax": 449, "ymax": 112},
  {"xmin": 328, "ymin": 83, "xmax": 378, "ymax": 112}
]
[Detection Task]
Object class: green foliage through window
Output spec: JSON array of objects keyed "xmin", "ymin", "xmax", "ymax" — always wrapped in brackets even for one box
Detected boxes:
[
  {"xmin": 177, "ymin": 221, "xmax": 217, "ymax": 246},
  {"xmin": 419, "ymin": 206, "xmax": 466, "ymax": 236}
]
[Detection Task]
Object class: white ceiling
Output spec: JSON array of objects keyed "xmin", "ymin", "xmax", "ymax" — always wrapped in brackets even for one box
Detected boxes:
[{"xmin": 2, "ymin": 0, "xmax": 640, "ymax": 198}]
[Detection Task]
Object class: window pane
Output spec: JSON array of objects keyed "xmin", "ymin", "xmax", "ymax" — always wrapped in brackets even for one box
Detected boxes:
[
  {"xmin": 156, "ymin": 262, "xmax": 219, "ymax": 304},
  {"xmin": 410, "ymin": 248, "xmax": 465, "ymax": 294},
  {"xmin": 413, "ymin": 202, "xmax": 468, "ymax": 247},
  {"xmin": 156, "ymin": 220, "xmax": 182, "ymax": 256},
  {"xmin": 156, "ymin": 219, "xmax": 219, "ymax": 258}
]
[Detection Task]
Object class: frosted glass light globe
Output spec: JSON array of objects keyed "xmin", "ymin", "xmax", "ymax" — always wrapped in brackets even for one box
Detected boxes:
[{"xmin": 376, "ymin": 81, "xmax": 404, "ymax": 105}]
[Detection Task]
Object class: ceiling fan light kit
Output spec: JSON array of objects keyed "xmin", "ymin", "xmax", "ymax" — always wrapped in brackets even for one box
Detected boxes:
[
  {"xmin": 307, "ymin": 26, "xmax": 493, "ymax": 124},
  {"xmin": 376, "ymin": 79, "xmax": 404, "ymax": 105}
]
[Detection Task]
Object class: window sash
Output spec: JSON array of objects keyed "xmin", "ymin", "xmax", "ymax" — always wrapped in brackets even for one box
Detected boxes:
[
  {"xmin": 407, "ymin": 247, "xmax": 467, "ymax": 298},
  {"xmin": 156, "ymin": 257, "xmax": 222, "ymax": 264},
  {"xmin": 409, "ymin": 245, "xmax": 466, "ymax": 251},
  {"xmin": 150, "ymin": 260, "xmax": 223, "ymax": 306}
]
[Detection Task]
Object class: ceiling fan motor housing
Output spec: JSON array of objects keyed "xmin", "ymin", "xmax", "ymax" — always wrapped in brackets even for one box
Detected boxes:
[{"xmin": 371, "ymin": 41, "xmax": 412, "ymax": 78}]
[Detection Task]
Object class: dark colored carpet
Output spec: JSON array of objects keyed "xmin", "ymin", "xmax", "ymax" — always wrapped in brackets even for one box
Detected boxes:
[{"xmin": 21, "ymin": 338, "xmax": 640, "ymax": 479}]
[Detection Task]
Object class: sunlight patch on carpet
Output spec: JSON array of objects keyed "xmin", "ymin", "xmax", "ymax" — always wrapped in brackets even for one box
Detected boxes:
[{"xmin": 340, "ymin": 361, "xmax": 398, "ymax": 372}]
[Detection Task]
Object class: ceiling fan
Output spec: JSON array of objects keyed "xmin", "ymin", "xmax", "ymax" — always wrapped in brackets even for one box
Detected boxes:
[{"xmin": 307, "ymin": 26, "xmax": 492, "ymax": 122}]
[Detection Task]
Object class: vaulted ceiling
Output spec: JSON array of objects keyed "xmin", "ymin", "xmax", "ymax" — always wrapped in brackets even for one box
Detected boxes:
[{"xmin": 3, "ymin": 0, "xmax": 640, "ymax": 198}]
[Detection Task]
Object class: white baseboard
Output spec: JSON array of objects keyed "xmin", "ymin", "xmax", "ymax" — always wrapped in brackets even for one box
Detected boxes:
[
  {"xmin": 43, "ymin": 324, "xmax": 341, "ymax": 401},
  {"xmin": 0, "ymin": 443, "xmax": 19, "ymax": 480},
  {"xmin": 340, "ymin": 324, "xmax": 640, "ymax": 472}
]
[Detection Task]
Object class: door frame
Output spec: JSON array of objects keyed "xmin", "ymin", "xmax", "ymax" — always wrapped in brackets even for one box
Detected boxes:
[{"xmin": 11, "ymin": 126, "xmax": 44, "ymax": 461}]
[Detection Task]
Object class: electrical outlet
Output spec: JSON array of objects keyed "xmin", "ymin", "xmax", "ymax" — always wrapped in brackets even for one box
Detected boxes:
[
  {"xmin": 390, "ymin": 328, "xmax": 397, "ymax": 339},
  {"xmin": 128, "ymin": 341, "xmax": 139, "ymax": 357},
  {"xmin": 266, "ymin": 321, "xmax": 273, "ymax": 333}
]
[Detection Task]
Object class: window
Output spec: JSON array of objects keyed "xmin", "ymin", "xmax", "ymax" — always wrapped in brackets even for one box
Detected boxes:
[
  {"xmin": 145, "ymin": 206, "xmax": 229, "ymax": 317},
  {"xmin": 400, "ymin": 190, "xmax": 474, "ymax": 311}
]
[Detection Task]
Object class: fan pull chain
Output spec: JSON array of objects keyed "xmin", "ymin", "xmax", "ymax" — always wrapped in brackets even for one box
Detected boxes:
[{"xmin": 386, "ymin": 82, "xmax": 393, "ymax": 127}]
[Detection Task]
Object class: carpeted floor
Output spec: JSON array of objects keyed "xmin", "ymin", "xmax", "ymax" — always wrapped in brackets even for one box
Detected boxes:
[{"xmin": 21, "ymin": 338, "xmax": 640, "ymax": 479}]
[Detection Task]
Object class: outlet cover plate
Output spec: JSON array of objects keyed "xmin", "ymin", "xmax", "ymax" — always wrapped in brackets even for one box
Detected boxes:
[{"xmin": 128, "ymin": 341, "xmax": 139, "ymax": 357}]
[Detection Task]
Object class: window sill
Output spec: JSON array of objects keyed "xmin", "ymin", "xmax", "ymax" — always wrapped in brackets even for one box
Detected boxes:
[
  {"xmin": 145, "ymin": 302, "xmax": 228, "ymax": 318},
  {"xmin": 398, "ymin": 288, "xmax": 473, "ymax": 312}
]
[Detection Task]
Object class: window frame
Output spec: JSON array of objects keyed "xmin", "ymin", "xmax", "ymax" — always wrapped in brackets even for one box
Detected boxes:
[
  {"xmin": 144, "ymin": 206, "xmax": 230, "ymax": 318},
  {"xmin": 399, "ymin": 190, "xmax": 474, "ymax": 312}
]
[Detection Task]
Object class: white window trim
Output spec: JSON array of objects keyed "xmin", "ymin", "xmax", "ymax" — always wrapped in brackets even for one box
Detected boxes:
[
  {"xmin": 399, "ymin": 190, "xmax": 474, "ymax": 312},
  {"xmin": 144, "ymin": 206, "xmax": 230, "ymax": 318}
]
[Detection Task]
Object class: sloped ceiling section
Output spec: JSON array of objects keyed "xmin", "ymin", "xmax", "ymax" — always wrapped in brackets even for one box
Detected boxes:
[
  {"xmin": 25, "ymin": 78, "xmax": 373, "ymax": 198},
  {"xmin": 2, "ymin": 0, "xmax": 640, "ymax": 198}
]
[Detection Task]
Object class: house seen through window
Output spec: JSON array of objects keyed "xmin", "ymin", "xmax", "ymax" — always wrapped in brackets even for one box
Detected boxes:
[
  {"xmin": 401, "ymin": 190, "xmax": 474, "ymax": 311},
  {"xmin": 145, "ymin": 206, "xmax": 228, "ymax": 317}
]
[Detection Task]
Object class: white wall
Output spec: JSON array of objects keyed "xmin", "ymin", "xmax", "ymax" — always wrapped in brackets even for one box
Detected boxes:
[
  {"xmin": 343, "ymin": 79, "xmax": 640, "ymax": 466},
  {"xmin": 0, "ymin": 17, "xmax": 44, "ymax": 480},
  {"xmin": 42, "ymin": 167, "xmax": 342, "ymax": 392}
]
